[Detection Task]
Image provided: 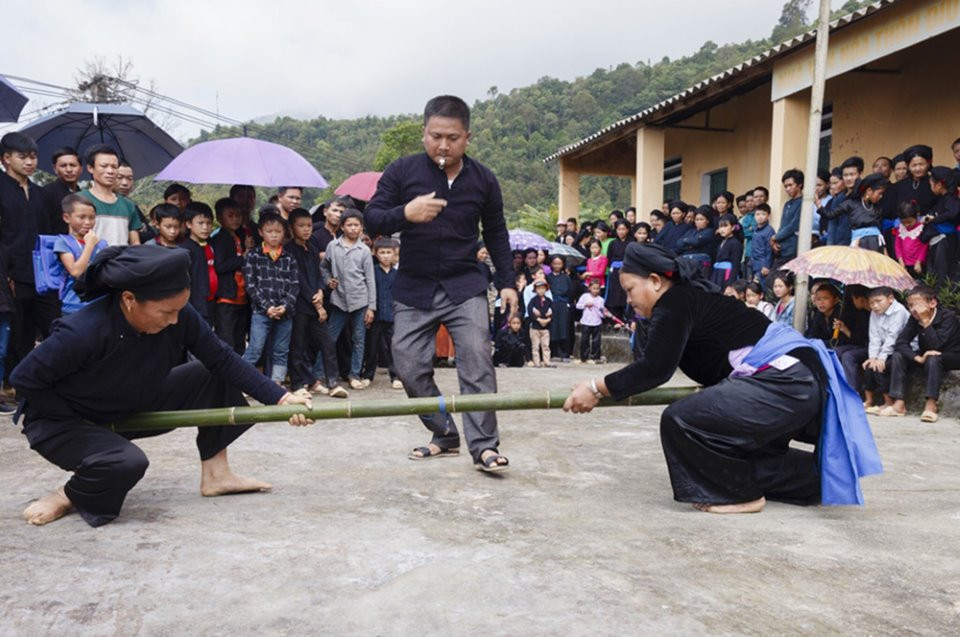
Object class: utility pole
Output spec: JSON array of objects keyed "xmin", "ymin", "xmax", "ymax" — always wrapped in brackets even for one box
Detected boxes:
[{"xmin": 793, "ymin": 0, "xmax": 831, "ymax": 333}]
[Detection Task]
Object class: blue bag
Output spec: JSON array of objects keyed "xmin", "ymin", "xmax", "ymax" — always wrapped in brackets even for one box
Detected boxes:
[{"xmin": 32, "ymin": 234, "xmax": 64, "ymax": 295}]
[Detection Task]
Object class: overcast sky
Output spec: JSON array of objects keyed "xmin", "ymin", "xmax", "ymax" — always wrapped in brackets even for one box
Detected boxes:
[{"xmin": 2, "ymin": 0, "xmax": 849, "ymax": 141}]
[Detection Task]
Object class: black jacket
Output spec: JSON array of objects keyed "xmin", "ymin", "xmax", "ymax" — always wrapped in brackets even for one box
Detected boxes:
[
  {"xmin": 210, "ymin": 229, "xmax": 246, "ymax": 302},
  {"xmin": 0, "ymin": 172, "xmax": 52, "ymax": 283}
]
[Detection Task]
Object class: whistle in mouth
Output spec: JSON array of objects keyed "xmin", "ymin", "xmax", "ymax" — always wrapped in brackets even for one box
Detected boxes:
[{"xmin": 438, "ymin": 157, "xmax": 446, "ymax": 169}]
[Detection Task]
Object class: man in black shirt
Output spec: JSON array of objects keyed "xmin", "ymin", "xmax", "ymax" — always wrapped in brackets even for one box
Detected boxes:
[
  {"xmin": 0, "ymin": 133, "xmax": 61, "ymax": 377},
  {"xmin": 365, "ymin": 95, "xmax": 517, "ymax": 472},
  {"xmin": 42, "ymin": 146, "xmax": 81, "ymax": 235}
]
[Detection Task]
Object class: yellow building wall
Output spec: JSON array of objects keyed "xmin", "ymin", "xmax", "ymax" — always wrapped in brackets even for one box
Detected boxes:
[
  {"xmin": 826, "ymin": 30, "xmax": 960, "ymax": 170},
  {"xmin": 662, "ymin": 83, "xmax": 773, "ymax": 206}
]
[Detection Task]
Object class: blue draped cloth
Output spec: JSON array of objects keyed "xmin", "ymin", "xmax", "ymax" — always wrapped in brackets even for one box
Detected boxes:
[{"xmin": 742, "ymin": 322, "xmax": 883, "ymax": 505}]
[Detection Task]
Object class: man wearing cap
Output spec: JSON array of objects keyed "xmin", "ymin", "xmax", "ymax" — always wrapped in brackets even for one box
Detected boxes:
[
  {"xmin": 11, "ymin": 245, "xmax": 313, "ymax": 527},
  {"xmin": 364, "ymin": 95, "xmax": 517, "ymax": 472}
]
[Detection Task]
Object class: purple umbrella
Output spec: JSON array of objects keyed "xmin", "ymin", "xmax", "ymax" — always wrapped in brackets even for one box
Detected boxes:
[
  {"xmin": 0, "ymin": 75, "xmax": 28, "ymax": 123},
  {"xmin": 155, "ymin": 137, "xmax": 328, "ymax": 188},
  {"xmin": 508, "ymin": 229, "xmax": 553, "ymax": 250}
]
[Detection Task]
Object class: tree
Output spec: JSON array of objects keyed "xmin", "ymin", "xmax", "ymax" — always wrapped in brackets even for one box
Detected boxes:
[
  {"xmin": 70, "ymin": 56, "xmax": 175, "ymax": 131},
  {"xmin": 373, "ymin": 119, "xmax": 422, "ymax": 170},
  {"xmin": 771, "ymin": 0, "xmax": 812, "ymax": 44}
]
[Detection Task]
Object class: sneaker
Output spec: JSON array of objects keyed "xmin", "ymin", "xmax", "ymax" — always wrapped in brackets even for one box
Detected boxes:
[
  {"xmin": 0, "ymin": 401, "xmax": 15, "ymax": 415},
  {"xmin": 391, "ymin": 379, "xmax": 403, "ymax": 390},
  {"xmin": 361, "ymin": 378, "xmax": 372, "ymax": 388},
  {"xmin": 561, "ymin": 357, "xmax": 571, "ymax": 363},
  {"xmin": 526, "ymin": 361, "xmax": 536, "ymax": 367},
  {"xmin": 329, "ymin": 385, "xmax": 349, "ymax": 399},
  {"xmin": 308, "ymin": 381, "xmax": 329, "ymax": 395},
  {"xmin": 572, "ymin": 359, "xmax": 582, "ymax": 365},
  {"xmin": 349, "ymin": 378, "xmax": 366, "ymax": 390},
  {"xmin": 586, "ymin": 359, "xmax": 596, "ymax": 365},
  {"xmin": 292, "ymin": 387, "xmax": 312, "ymax": 400}
]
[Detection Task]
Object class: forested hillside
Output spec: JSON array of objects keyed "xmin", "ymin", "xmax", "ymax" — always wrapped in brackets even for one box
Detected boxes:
[{"xmin": 142, "ymin": 0, "xmax": 869, "ymax": 223}]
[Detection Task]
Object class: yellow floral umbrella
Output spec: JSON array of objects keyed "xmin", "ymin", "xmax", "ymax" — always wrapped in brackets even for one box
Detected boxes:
[{"xmin": 782, "ymin": 246, "xmax": 916, "ymax": 291}]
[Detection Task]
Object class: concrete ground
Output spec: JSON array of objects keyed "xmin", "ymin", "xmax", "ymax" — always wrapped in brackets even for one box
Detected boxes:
[{"xmin": 1, "ymin": 363, "xmax": 958, "ymax": 636}]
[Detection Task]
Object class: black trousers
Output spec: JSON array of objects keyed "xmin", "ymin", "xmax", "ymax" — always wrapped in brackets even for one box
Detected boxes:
[
  {"xmin": 290, "ymin": 311, "xmax": 337, "ymax": 390},
  {"xmin": 888, "ymin": 350, "xmax": 960, "ymax": 400},
  {"xmin": 659, "ymin": 360, "xmax": 823, "ymax": 505},
  {"xmin": 863, "ymin": 366, "xmax": 891, "ymax": 396},
  {"xmin": 24, "ymin": 361, "xmax": 251, "ymax": 527},
  {"xmin": 834, "ymin": 344, "xmax": 867, "ymax": 393},
  {"xmin": 362, "ymin": 320, "xmax": 397, "ymax": 381},
  {"xmin": 927, "ymin": 234, "xmax": 958, "ymax": 290},
  {"xmin": 7, "ymin": 285, "xmax": 60, "ymax": 380},
  {"xmin": 580, "ymin": 325, "xmax": 601, "ymax": 362},
  {"xmin": 214, "ymin": 303, "xmax": 250, "ymax": 355},
  {"xmin": 493, "ymin": 343, "xmax": 526, "ymax": 367}
]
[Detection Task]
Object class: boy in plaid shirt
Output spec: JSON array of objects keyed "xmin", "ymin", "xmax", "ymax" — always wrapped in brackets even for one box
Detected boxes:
[{"xmin": 242, "ymin": 210, "xmax": 299, "ymax": 383}]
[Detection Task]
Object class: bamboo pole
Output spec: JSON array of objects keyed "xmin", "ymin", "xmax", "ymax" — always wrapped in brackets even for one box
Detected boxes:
[{"xmin": 111, "ymin": 387, "xmax": 699, "ymax": 433}]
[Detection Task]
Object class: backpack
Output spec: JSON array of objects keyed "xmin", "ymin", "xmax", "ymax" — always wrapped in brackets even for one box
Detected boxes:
[{"xmin": 32, "ymin": 234, "xmax": 65, "ymax": 295}]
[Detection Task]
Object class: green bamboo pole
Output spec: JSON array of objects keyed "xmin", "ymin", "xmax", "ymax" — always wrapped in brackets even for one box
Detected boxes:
[{"xmin": 111, "ymin": 387, "xmax": 698, "ymax": 433}]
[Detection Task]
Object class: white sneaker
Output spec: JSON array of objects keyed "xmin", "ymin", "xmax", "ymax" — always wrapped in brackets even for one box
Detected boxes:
[
  {"xmin": 349, "ymin": 378, "xmax": 365, "ymax": 390},
  {"xmin": 292, "ymin": 388, "xmax": 312, "ymax": 400},
  {"xmin": 392, "ymin": 379, "xmax": 403, "ymax": 390},
  {"xmin": 361, "ymin": 378, "xmax": 371, "ymax": 388},
  {"xmin": 329, "ymin": 386, "xmax": 349, "ymax": 399},
  {"xmin": 308, "ymin": 381, "xmax": 329, "ymax": 395}
]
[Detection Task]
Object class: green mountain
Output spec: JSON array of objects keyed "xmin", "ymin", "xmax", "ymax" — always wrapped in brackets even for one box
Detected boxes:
[{"xmin": 139, "ymin": 0, "xmax": 869, "ymax": 225}]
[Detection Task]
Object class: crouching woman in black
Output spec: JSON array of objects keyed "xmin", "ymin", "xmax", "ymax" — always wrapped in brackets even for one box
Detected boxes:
[
  {"xmin": 563, "ymin": 242, "xmax": 882, "ymax": 514},
  {"xmin": 13, "ymin": 245, "xmax": 313, "ymax": 527}
]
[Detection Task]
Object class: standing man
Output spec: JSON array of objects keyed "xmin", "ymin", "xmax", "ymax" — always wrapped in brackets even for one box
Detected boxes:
[
  {"xmin": 42, "ymin": 147, "xmax": 82, "ymax": 234},
  {"xmin": 79, "ymin": 145, "xmax": 141, "ymax": 247},
  {"xmin": 115, "ymin": 160, "xmax": 155, "ymax": 244},
  {"xmin": 0, "ymin": 132, "xmax": 62, "ymax": 372},
  {"xmin": 769, "ymin": 169, "xmax": 803, "ymax": 286},
  {"xmin": 276, "ymin": 187, "xmax": 302, "ymax": 223},
  {"xmin": 365, "ymin": 95, "xmax": 517, "ymax": 472}
]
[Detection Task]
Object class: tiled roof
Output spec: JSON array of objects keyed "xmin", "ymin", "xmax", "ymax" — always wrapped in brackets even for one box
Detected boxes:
[{"xmin": 543, "ymin": 0, "xmax": 900, "ymax": 163}]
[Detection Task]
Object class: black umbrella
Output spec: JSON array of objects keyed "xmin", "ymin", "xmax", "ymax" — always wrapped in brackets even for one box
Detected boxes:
[{"xmin": 0, "ymin": 75, "xmax": 28, "ymax": 123}]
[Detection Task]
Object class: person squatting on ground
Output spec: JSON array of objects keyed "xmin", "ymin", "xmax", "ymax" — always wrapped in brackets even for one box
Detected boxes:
[
  {"xmin": 12, "ymin": 245, "xmax": 312, "ymax": 527},
  {"xmin": 562, "ymin": 242, "xmax": 882, "ymax": 514}
]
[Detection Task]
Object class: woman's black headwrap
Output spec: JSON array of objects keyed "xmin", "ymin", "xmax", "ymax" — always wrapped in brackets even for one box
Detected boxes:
[
  {"xmin": 78, "ymin": 245, "xmax": 191, "ymax": 301},
  {"xmin": 621, "ymin": 243, "xmax": 718, "ymax": 292},
  {"xmin": 930, "ymin": 166, "xmax": 960, "ymax": 192},
  {"xmin": 903, "ymin": 145, "xmax": 933, "ymax": 164},
  {"xmin": 858, "ymin": 173, "xmax": 890, "ymax": 194}
]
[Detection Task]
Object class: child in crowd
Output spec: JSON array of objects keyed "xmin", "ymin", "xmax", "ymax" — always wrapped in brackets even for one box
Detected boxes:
[
  {"xmin": 653, "ymin": 201, "xmax": 692, "ymax": 251},
  {"xmin": 242, "ymin": 210, "xmax": 298, "ymax": 384},
  {"xmin": 737, "ymin": 193, "xmax": 757, "ymax": 277},
  {"xmin": 828, "ymin": 174, "xmax": 889, "ymax": 252},
  {"xmin": 633, "ymin": 222, "xmax": 652, "ymax": 244},
  {"xmin": 771, "ymin": 271, "xmax": 795, "ymax": 326},
  {"xmin": 288, "ymin": 208, "xmax": 346, "ymax": 399},
  {"xmin": 528, "ymin": 279, "xmax": 553, "ymax": 368},
  {"xmin": 744, "ymin": 281, "xmax": 775, "ymax": 320},
  {"xmin": 163, "ymin": 183, "xmax": 191, "ymax": 213},
  {"xmin": 750, "ymin": 204, "xmax": 775, "ymax": 284},
  {"xmin": 894, "ymin": 201, "xmax": 927, "ymax": 277},
  {"xmin": 321, "ymin": 208, "xmax": 376, "ymax": 390},
  {"xmin": 832, "ymin": 286, "xmax": 872, "ymax": 393},
  {"xmin": 145, "ymin": 204, "xmax": 183, "ymax": 248},
  {"xmin": 54, "ymin": 194, "xmax": 108, "ymax": 314},
  {"xmin": 180, "ymin": 202, "xmax": 217, "ymax": 324},
  {"xmin": 210, "ymin": 197, "xmax": 249, "ymax": 354},
  {"xmin": 711, "ymin": 213, "xmax": 743, "ymax": 286},
  {"xmin": 805, "ymin": 283, "xmax": 845, "ymax": 347},
  {"xmin": 883, "ymin": 285, "xmax": 960, "ymax": 422},
  {"xmin": 362, "ymin": 237, "xmax": 402, "ymax": 389},
  {"xmin": 582, "ymin": 239, "xmax": 608, "ymax": 292},
  {"xmin": 493, "ymin": 314, "xmax": 526, "ymax": 367},
  {"xmin": 675, "ymin": 207, "xmax": 716, "ymax": 273},
  {"xmin": 723, "ymin": 280, "xmax": 746, "ymax": 301},
  {"xmin": 862, "ymin": 287, "xmax": 910, "ymax": 414},
  {"xmin": 576, "ymin": 280, "xmax": 609, "ymax": 364}
]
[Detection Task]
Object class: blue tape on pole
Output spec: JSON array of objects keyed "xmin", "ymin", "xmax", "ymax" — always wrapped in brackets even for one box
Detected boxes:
[{"xmin": 438, "ymin": 395, "xmax": 447, "ymax": 417}]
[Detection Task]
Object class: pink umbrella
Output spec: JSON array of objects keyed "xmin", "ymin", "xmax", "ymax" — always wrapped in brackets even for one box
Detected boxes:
[
  {"xmin": 155, "ymin": 137, "xmax": 327, "ymax": 187},
  {"xmin": 335, "ymin": 171, "xmax": 382, "ymax": 201}
]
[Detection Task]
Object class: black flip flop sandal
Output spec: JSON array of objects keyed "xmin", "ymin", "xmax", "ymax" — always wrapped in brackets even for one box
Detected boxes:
[
  {"xmin": 475, "ymin": 452, "xmax": 509, "ymax": 473},
  {"xmin": 408, "ymin": 445, "xmax": 460, "ymax": 460}
]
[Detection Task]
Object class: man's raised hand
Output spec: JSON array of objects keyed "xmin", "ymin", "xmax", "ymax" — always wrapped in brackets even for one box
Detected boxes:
[{"xmin": 404, "ymin": 192, "xmax": 447, "ymax": 223}]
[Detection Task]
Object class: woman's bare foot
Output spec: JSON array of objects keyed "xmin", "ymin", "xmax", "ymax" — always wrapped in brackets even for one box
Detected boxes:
[
  {"xmin": 23, "ymin": 486, "xmax": 74, "ymax": 525},
  {"xmin": 693, "ymin": 496, "xmax": 766, "ymax": 514},
  {"xmin": 200, "ymin": 449, "xmax": 271, "ymax": 497}
]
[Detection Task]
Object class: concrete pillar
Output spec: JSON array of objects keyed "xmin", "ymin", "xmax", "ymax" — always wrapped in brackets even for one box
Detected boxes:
[
  {"xmin": 767, "ymin": 91, "xmax": 810, "ymax": 226},
  {"xmin": 558, "ymin": 160, "xmax": 580, "ymax": 222},
  {"xmin": 635, "ymin": 126, "xmax": 665, "ymax": 219}
]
